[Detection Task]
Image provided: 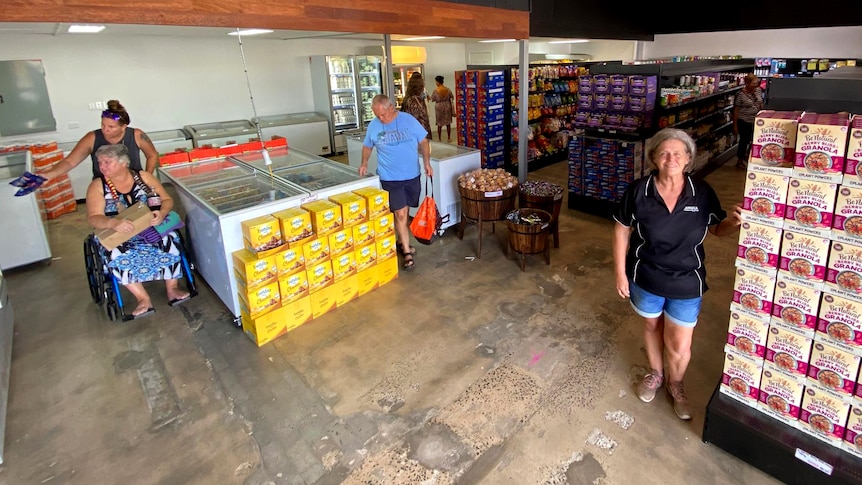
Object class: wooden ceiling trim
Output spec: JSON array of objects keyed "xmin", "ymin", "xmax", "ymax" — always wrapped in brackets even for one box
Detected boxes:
[{"xmin": 0, "ymin": 0, "xmax": 529, "ymax": 39}]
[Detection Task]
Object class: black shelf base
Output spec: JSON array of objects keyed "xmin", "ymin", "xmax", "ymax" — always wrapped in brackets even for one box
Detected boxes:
[
  {"xmin": 567, "ymin": 193, "xmax": 619, "ymax": 219},
  {"xmin": 702, "ymin": 382, "xmax": 862, "ymax": 485}
]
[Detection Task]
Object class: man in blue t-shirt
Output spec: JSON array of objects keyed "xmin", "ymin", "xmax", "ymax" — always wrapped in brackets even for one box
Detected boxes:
[{"xmin": 359, "ymin": 94, "xmax": 432, "ymax": 270}]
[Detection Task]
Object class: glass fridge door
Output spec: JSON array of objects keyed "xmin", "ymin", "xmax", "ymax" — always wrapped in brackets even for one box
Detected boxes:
[
  {"xmin": 393, "ymin": 64, "xmax": 424, "ymax": 109},
  {"xmin": 328, "ymin": 55, "xmax": 359, "ymax": 133},
  {"xmin": 356, "ymin": 55, "xmax": 383, "ymax": 128}
]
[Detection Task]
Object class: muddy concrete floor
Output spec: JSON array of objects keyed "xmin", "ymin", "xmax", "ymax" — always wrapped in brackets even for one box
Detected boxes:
[{"xmin": 0, "ymin": 161, "xmax": 783, "ymax": 484}]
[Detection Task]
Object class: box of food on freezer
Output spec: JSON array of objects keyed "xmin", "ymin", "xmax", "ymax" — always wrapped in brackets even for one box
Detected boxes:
[
  {"xmin": 301, "ymin": 199, "xmax": 343, "ymax": 237},
  {"xmin": 241, "ymin": 214, "xmax": 283, "ymax": 255},
  {"xmin": 272, "ymin": 207, "xmax": 314, "ymax": 247},
  {"xmin": 329, "ymin": 192, "xmax": 367, "ymax": 226}
]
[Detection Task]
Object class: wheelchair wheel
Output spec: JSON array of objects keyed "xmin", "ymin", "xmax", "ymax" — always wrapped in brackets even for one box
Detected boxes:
[
  {"xmin": 175, "ymin": 230, "xmax": 198, "ymax": 297},
  {"xmin": 84, "ymin": 237, "xmax": 105, "ymax": 305},
  {"xmin": 104, "ymin": 277, "xmax": 122, "ymax": 322}
]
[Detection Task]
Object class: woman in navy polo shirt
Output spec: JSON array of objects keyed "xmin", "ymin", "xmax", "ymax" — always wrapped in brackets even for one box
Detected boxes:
[{"xmin": 613, "ymin": 128, "xmax": 742, "ymax": 420}]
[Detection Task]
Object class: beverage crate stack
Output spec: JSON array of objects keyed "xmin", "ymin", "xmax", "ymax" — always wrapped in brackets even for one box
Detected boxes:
[
  {"xmin": 454, "ymin": 69, "xmax": 506, "ymax": 168},
  {"xmin": 30, "ymin": 142, "xmax": 77, "ymax": 219},
  {"xmin": 566, "ymin": 136, "xmax": 644, "ymax": 203},
  {"xmin": 727, "ymin": 109, "xmax": 862, "ymax": 456},
  {"xmin": 234, "ymin": 186, "xmax": 398, "ymax": 347}
]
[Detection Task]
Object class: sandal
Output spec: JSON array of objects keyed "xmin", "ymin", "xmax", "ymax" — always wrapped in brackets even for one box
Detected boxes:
[
  {"xmin": 397, "ymin": 245, "xmax": 416, "ymax": 256},
  {"xmin": 402, "ymin": 252, "xmax": 415, "ymax": 270}
]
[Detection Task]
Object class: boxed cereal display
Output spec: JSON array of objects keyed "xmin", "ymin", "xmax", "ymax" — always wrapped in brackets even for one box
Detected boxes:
[
  {"xmin": 356, "ymin": 267, "xmax": 379, "ymax": 296},
  {"xmin": 376, "ymin": 254, "xmax": 400, "ymax": 285},
  {"xmin": 241, "ymin": 305, "xmax": 288, "ymax": 347},
  {"xmin": 278, "ymin": 269, "xmax": 309, "ymax": 304},
  {"xmin": 328, "ymin": 227, "xmax": 354, "ymax": 257},
  {"xmin": 806, "ymin": 339, "xmax": 861, "ymax": 400},
  {"xmin": 241, "ymin": 215, "xmax": 284, "ymax": 255},
  {"xmin": 353, "ymin": 187, "xmax": 389, "ymax": 218},
  {"xmin": 306, "ymin": 260, "xmax": 334, "ymax": 294},
  {"xmin": 831, "ymin": 185, "xmax": 862, "ymax": 246},
  {"xmin": 273, "ymin": 246, "xmax": 305, "ymax": 276},
  {"xmin": 783, "ymin": 179, "xmax": 837, "ymax": 238},
  {"xmin": 765, "ymin": 324, "xmax": 814, "ymax": 380},
  {"xmin": 271, "ymin": 207, "xmax": 314, "ymax": 247},
  {"xmin": 741, "ymin": 171, "xmax": 790, "ymax": 229},
  {"xmin": 799, "ymin": 383, "xmax": 852, "ymax": 448},
  {"xmin": 777, "ymin": 230, "xmax": 830, "ymax": 290},
  {"xmin": 232, "ymin": 249, "xmax": 278, "ymax": 289},
  {"xmin": 355, "ymin": 242, "xmax": 377, "ymax": 272},
  {"xmin": 843, "ymin": 114, "xmax": 862, "ymax": 188},
  {"xmin": 735, "ymin": 220, "xmax": 783, "ymax": 275},
  {"xmin": 372, "ymin": 212, "xmax": 394, "ymax": 239},
  {"xmin": 334, "ymin": 274, "xmax": 359, "ymax": 308},
  {"xmin": 816, "ymin": 290, "xmax": 862, "ymax": 354},
  {"xmin": 237, "ymin": 280, "xmax": 281, "ymax": 318},
  {"xmin": 329, "ymin": 192, "xmax": 367, "ymax": 226},
  {"xmin": 376, "ymin": 234, "xmax": 397, "ymax": 262},
  {"xmin": 843, "ymin": 406, "xmax": 862, "ymax": 458},
  {"xmin": 824, "ymin": 241, "xmax": 862, "ymax": 301},
  {"xmin": 732, "ymin": 267, "xmax": 777, "ymax": 319},
  {"xmin": 301, "ymin": 199, "xmax": 343, "ymax": 236},
  {"xmin": 331, "ymin": 251, "xmax": 357, "ymax": 281},
  {"xmin": 310, "ymin": 285, "xmax": 337, "ymax": 319},
  {"xmin": 750, "ymin": 110, "xmax": 803, "ymax": 176},
  {"xmin": 351, "ymin": 221, "xmax": 375, "ymax": 247},
  {"xmin": 793, "ymin": 112, "xmax": 850, "ymax": 184},
  {"xmin": 757, "ymin": 363, "xmax": 805, "ymax": 427},
  {"xmin": 726, "ymin": 308, "xmax": 770, "ymax": 359},
  {"xmin": 770, "ymin": 274, "xmax": 821, "ymax": 338},
  {"xmin": 301, "ymin": 236, "xmax": 331, "ymax": 266},
  {"xmin": 720, "ymin": 350, "xmax": 764, "ymax": 408}
]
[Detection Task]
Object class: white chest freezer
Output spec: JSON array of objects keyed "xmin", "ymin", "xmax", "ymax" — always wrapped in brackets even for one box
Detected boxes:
[
  {"xmin": 184, "ymin": 120, "xmax": 258, "ymax": 148},
  {"xmin": 149, "ymin": 128, "xmax": 193, "ymax": 154},
  {"xmin": 255, "ymin": 112, "xmax": 332, "ymax": 157},
  {"xmin": 0, "ymin": 150, "xmax": 52, "ymax": 269}
]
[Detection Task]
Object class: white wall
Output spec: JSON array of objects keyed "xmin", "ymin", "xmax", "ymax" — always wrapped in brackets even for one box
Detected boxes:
[
  {"xmin": 641, "ymin": 26, "xmax": 862, "ymax": 59},
  {"xmin": 463, "ymin": 39, "xmax": 637, "ymax": 65},
  {"xmin": 0, "ymin": 33, "xmax": 466, "ymax": 146}
]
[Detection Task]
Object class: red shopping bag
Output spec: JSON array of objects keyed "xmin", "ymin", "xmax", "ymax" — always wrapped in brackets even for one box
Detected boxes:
[{"xmin": 410, "ymin": 177, "xmax": 446, "ymax": 245}]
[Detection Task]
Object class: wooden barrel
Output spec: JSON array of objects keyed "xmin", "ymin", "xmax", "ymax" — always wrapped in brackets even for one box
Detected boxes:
[
  {"xmin": 519, "ymin": 190, "xmax": 563, "ymax": 223},
  {"xmin": 459, "ymin": 184, "xmax": 518, "ymax": 222},
  {"xmin": 506, "ymin": 208, "xmax": 551, "ymax": 254}
]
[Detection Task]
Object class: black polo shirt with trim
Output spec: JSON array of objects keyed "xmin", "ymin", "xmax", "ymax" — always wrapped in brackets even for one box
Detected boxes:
[{"xmin": 614, "ymin": 170, "xmax": 727, "ymax": 299}]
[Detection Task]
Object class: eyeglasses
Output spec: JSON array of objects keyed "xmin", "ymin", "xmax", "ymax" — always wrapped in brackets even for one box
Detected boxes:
[{"xmin": 102, "ymin": 110, "xmax": 122, "ymax": 121}]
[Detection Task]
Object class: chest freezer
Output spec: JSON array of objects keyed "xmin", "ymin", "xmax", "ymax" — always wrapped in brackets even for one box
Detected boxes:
[
  {"xmin": 149, "ymin": 128, "xmax": 193, "ymax": 154},
  {"xmin": 0, "ymin": 150, "xmax": 52, "ymax": 269},
  {"xmin": 184, "ymin": 119, "xmax": 257, "ymax": 148},
  {"xmin": 255, "ymin": 112, "xmax": 332, "ymax": 156}
]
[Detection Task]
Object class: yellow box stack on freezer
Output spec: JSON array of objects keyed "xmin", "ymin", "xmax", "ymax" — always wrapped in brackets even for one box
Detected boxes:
[
  {"xmin": 279, "ymin": 269, "xmax": 309, "ymax": 304},
  {"xmin": 272, "ymin": 207, "xmax": 314, "ymax": 248},
  {"xmin": 373, "ymin": 212, "xmax": 394, "ymax": 239},
  {"xmin": 355, "ymin": 242, "xmax": 377, "ymax": 272},
  {"xmin": 376, "ymin": 234, "xmax": 397, "ymax": 262},
  {"xmin": 301, "ymin": 199, "xmax": 343, "ymax": 237},
  {"xmin": 328, "ymin": 227, "xmax": 354, "ymax": 257},
  {"xmin": 329, "ymin": 191, "xmax": 367, "ymax": 226},
  {"xmin": 351, "ymin": 220, "xmax": 375, "ymax": 247},
  {"xmin": 353, "ymin": 186, "xmax": 389, "ymax": 218},
  {"xmin": 232, "ymin": 249, "xmax": 278, "ymax": 289},
  {"xmin": 332, "ymin": 251, "xmax": 357, "ymax": 281},
  {"xmin": 307, "ymin": 260, "xmax": 334, "ymax": 294},
  {"xmin": 241, "ymin": 214, "xmax": 284, "ymax": 255},
  {"xmin": 302, "ymin": 235, "xmax": 331, "ymax": 266},
  {"xmin": 273, "ymin": 246, "xmax": 305, "ymax": 276},
  {"xmin": 238, "ymin": 280, "xmax": 281, "ymax": 319}
]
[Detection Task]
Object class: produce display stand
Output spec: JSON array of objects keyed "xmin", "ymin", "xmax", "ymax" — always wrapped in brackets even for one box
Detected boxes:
[
  {"xmin": 703, "ymin": 383, "xmax": 862, "ymax": 485},
  {"xmin": 457, "ymin": 185, "xmax": 517, "ymax": 258}
]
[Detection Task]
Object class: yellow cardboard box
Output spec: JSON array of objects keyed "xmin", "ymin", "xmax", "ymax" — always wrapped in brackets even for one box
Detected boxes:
[
  {"xmin": 332, "ymin": 251, "xmax": 357, "ymax": 281},
  {"xmin": 351, "ymin": 221, "xmax": 375, "ymax": 247},
  {"xmin": 301, "ymin": 236, "xmax": 331, "ymax": 266},
  {"xmin": 376, "ymin": 234, "xmax": 397, "ymax": 262},
  {"xmin": 232, "ymin": 249, "xmax": 278, "ymax": 289},
  {"xmin": 237, "ymin": 280, "xmax": 281, "ymax": 318},
  {"xmin": 307, "ymin": 260, "xmax": 334, "ymax": 294},
  {"xmin": 357, "ymin": 267, "xmax": 379, "ymax": 296},
  {"xmin": 272, "ymin": 207, "xmax": 314, "ymax": 247},
  {"xmin": 353, "ymin": 187, "xmax": 389, "ymax": 218},
  {"xmin": 328, "ymin": 227, "xmax": 354, "ymax": 257},
  {"xmin": 377, "ymin": 255, "xmax": 399, "ymax": 286},
  {"xmin": 373, "ymin": 212, "xmax": 394, "ymax": 239},
  {"xmin": 96, "ymin": 202, "xmax": 154, "ymax": 251},
  {"xmin": 241, "ymin": 214, "xmax": 283, "ymax": 254},
  {"xmin": 301, "ymin": 199, "xmax": 343, "ymax": 237},
  {"xmin": 241, "ymin": 305, "xmax": 288, "ymax": 347},
  {"xmin": 273, "ymin": 246, "xmax": 305, "ymax": 276},
  {"xmin": 334, "ymin": 274, "xmax": 359, "ymax": 308},
  {"xmin": 278, "ymin": 268, "xmax": 309, "ymax": 304},
  {"xmin": 310, "ymin": 285, "xmax": 337, "ymax": 319},
  {"xmin": 329, "ymin": 192, "xmax": 367, "ymax": 226},
  {"xmin": 282, "ymin": 296, "xmax": 313, "ymax": 332},
  {"xmin": 355, "ymin": 242, "xmax": 377, "ymax": 272}
]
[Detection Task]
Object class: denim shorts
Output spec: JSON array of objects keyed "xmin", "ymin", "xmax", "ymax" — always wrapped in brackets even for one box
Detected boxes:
[
  {"xmin": 381, "ymin": 176, "xmax": 421, "ymax": 211},
  {"xmin": 628, "ymin": 280, "xmax": 702, "ymax": 328}
]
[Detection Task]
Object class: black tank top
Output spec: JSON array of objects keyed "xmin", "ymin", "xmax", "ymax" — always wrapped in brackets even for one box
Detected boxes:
[{"xmin": 90, "ymin": 128, "xmax": 143, "ymax": 179}]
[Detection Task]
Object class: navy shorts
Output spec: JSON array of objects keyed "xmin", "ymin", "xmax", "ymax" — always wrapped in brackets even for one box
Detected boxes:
[
  {"xmin": 381, "ymin": 176, "xmax": 421, "ymax": 211},
  {"xmin": 628, "ymin": 280, "xmax": 702, "ymax": 328}
]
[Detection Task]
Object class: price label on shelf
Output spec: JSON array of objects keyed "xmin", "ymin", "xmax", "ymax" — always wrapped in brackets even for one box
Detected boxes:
[{"xmin": 794, "ymin": 448, "xmax": 833, "ymax": 476}]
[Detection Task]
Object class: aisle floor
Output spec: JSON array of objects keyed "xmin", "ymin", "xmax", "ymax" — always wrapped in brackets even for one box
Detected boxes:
[{"xmin": 0, "ymin": 160, "xmax": 784, "ymax": 484}]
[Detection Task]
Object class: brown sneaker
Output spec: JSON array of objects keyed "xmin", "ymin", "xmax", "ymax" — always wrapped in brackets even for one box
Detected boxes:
[
  {"xmin": 668, "ymin": 381, "xmax": 692, "ymax": 420},
  {"xmin": 637, "ymin": 370, "xmax": 664, "ymax": 403}
]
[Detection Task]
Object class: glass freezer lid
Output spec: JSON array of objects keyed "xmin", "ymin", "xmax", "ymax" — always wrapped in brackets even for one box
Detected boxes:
[
  {"xmin": 429, "ymin": 141, "xmax": 480, "ymax": 160},
  {"xmin": 149, "ymin": 128, "xmax": 191, "ymax": 142},
  {"xmin": 160, "ymin": 157, "xmax": 253, "ymax": 188},
  {"xmin": 190, "ymin": 173, "xmax": 305, "ymax": 213},
  {"xmin": 272, "ymin": 160, "xmax": 363, "ymax": 192},
  {"xmin": 183, "ymin": 120, "xmax": 256, "ymax": 138},
  {"xmin": 230, "ymin": 146, "xmax": 321, "ymax": 171},
  {"xmin": 0, "ymin": 152, "xmax": 27, "ymax": 180},
  {"xmin": 255, "ymin": 112, "xmax": 327, "ymax": 126}
]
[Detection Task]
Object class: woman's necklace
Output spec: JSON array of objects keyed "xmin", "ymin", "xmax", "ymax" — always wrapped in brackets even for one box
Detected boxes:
[{"xmin": 105, "ymin": 175, "xmax": 133, "ymax": 207}]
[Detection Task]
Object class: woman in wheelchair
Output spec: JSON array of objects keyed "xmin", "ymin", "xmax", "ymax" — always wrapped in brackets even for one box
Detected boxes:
[{"xmin": 86, "ymin": 144, "xmax": 190, "ymax": 319}]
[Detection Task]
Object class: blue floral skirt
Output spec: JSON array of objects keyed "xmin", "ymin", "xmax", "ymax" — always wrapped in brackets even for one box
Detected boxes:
[{"xmin": 104, "ymin": 232, "xmax": 182, "ymax": 285}]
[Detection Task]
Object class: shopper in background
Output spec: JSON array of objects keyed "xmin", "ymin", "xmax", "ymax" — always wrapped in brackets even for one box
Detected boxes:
[
  {"xmin": 732, "ymin": 74, "xmax": 763, "ymax": 169},
  {"xmin": 613, "ymin": 128, "xmax": 742, "ymax": 420},
  {"xmin": 430, "ymin": 75, "xmax": 455, "ymax": 142},
  {"xmin": 40, "ymin": 99, "xmax": 160, "ymax": 181},
  {"xmin": 86, "ymin": 144, "xmax": 190, "ymax": 319},
  {"xmin": 359, "ymin": 95, "xmax": 433, "ymax": 270},
  {"xmin": 401, "ymin": 75, "xmax": 432, "ymax": 140}
]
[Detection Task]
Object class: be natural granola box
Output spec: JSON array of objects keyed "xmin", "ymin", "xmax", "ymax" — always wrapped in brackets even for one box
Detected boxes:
[
  {"xmin": 736, "ymin": 221, "xmax": 782, "ymax": 275},
  {"xmin": 750, "ymin": 110, "xmax": 802, "ymax": 176},
  {"xmin": 831, "ymin": 185, "xmax": 862, "ymax": 246},
  {"xmin": 794, "ymin": 112, "xmax": 850, "ymax": 183},
  {"xmin": 770, "ymin": 274, "xmax": 821, "ymax": 337},
  {"xmin": 741, "ymin": 171, "xmax": 790, "ymax": 229},
  {"xmin": 783, "ymin": 179, "xmax": 837, "ymax": 238},
  {"xmin": 841, "ymin": 115, "xmax": 862, "ymax": 188}
]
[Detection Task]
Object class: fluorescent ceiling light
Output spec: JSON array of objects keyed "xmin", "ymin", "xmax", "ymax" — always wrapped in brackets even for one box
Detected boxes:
[
  {"xmin": 67, "ymin": 25, "xmax": 105, "ymax": 34},
  {"xmin": 548, "ymin": 39, "xmax": 590, "ymax": 44},
  {"xmin": 400, "ymin": 36, "xmax": 445, "ymax": 41},
  {"xmin": 478, "ymin": 39, "xmax": 516, "ymax": 43},
  {"xmin": 228, "ymin": 29, "xmax": 274, "ymax": 36}
]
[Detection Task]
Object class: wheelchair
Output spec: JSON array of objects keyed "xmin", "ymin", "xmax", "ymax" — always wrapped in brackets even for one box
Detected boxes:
[{"xmin": 84, "ymin": 230, "xmax": 198, "ymax": 321}]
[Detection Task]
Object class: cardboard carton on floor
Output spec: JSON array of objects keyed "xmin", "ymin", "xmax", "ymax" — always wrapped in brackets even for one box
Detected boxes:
[{"xmin": 96, "ymin": 202, "xmax": 153, "ymax": 250}]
